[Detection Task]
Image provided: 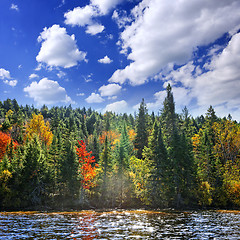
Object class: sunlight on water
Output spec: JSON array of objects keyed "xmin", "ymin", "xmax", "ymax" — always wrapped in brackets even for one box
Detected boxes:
[{"xmin": 1, "ymin": 210, "xmax": 240, "ymax": 239}]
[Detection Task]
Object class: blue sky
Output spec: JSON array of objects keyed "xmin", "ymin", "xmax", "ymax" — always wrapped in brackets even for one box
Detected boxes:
[{"xmin": 1, "ymin": 0, "xmax": 240, "ymax": 120}]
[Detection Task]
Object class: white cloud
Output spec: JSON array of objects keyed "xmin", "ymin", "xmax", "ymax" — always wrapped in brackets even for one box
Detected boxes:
[
  {"xmin": 24, "ymin": 78, "xmax": 74, "ymax": 105},
  {"xmin": 64, "ymin": 5, "xmax": 96, "ymax": 27},
  {"xmin": 194, "ymin": 32, "xmax": 240, "ymax": 113},
  {"xmin": 0, "ymin": 68, "xmax": 11, "ymax": 79},
  {"xmin": 99, "ymin": 83, "xmax": 121, "ymax": 96},
  {"xmin": 112, "ymin": 10, "xmax": 131, "ymax": 28},
  {"xmin": 162, "ymin": 32, "xmax": 240, "ymax": 120},
  {"xmin": 86, "ymin": 24, "xmax": 105, "ymax": 35},
  {"xmin": 10, "ymin": 4, "xmax": 19, "ymax": 11},
  {"xmin": 98, "ymin": 55, "xmax": 113, "ymax": 64},
  {"xmin": 36, "ymin": 24, "xmax": 86, "ymax": 68},
  {"xmin": 0, "ymin": 68, "xmax": 17, "ymax": 87},
  {"xmin": 3, "ymin": 80, "xmax": 17, "ymax": 87},
  {"xmin": 109, "ymin": 0, "xmax": 240, "ymax": 86},
  {"xmin": 85, "ymin": 93, "xmax": 104, "ymax": 103},
  {"xmin": 29, "ymin": 73, "xmax": 39, "ymax": 79},
  {"xmin": 91, "ymin": 0, "xmax": 123, "ymax": 15},
  {"xmin": 64, "ymin": 0, "xmax": 123, "ymax": 35},
  {"xmin": 104, "ymin": 100, "xmax": 128, "ymax": 113}
]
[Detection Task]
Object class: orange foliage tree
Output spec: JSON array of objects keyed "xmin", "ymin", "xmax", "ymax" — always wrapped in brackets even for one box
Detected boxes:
[
  {"xmin": 25, "ymin": 113, "xmax": 53, "ymax": 146},
  {"xmin": 76, "ymin": 140, "xmax": 98, "ymax": 189},
  {"xmin": 0, "ymin": 131, "xmax": 18, "ymax": 160},
  {"xmin": 128, "ymin": 129, "xmax": 136, "ymax": 142},
  {"xmin": 99, "ymin": 130, "xmax": 120, "ymax": 146}
]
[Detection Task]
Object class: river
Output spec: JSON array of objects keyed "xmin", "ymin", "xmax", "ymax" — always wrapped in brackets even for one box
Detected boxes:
[{"xmin": 0, "ymin": 210, "xmax": 240, "ymax": 239}]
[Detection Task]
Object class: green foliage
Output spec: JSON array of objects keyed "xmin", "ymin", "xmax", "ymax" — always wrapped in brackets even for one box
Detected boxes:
[
  {"xmin": 135, "ymin": 99, "xmax": 149, "ymax": 158},
  {"xmin": 0, "ymin": 95, "xmax": 239, "ymax": 210}
]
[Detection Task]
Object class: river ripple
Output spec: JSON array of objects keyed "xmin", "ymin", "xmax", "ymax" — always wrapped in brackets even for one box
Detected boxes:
[{"xmin": 0, "ymin": 210, "xmax": 240, "ymax": 239}]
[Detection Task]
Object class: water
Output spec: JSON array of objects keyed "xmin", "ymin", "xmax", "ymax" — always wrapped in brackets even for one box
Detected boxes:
[{"xmin": 1, "ymin": 210, "xmax": 240, "ymax": 239}]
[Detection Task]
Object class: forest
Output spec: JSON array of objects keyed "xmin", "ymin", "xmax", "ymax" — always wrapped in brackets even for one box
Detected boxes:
[{"xmin": 0, "ymin": 84, "xmax": 240, "ymax": 210}]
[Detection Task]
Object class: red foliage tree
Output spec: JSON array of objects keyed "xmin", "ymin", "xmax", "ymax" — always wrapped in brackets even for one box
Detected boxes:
[
  {"xmin": 76, "ymin": 140, "xmax": 98, "ymax": 189},
  {"xmin": 0, "ymin": 131, "xmax": 18, "ymax": 160}
]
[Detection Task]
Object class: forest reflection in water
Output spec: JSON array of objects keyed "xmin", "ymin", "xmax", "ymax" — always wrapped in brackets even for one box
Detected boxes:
[{"xmin": 1, "ymin": 210, "xmax": 240, "ymax": 239}]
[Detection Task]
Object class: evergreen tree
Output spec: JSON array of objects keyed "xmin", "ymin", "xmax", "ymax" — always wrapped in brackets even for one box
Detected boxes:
[
  {"xmin": 92, "ymin": 132, "xmax": 100, "ymax": 162},
  {"xmin": 147, "ymin": 121, "xmax": 168, "ymax": 207},
  {"xmin": 59, "ymin": 139, "xmax": 79, "ymax": 199},
  {"xmin": 115, "ymin": 123, "xmax": 132, "ymax": 205},
  {"xmin": 21, "ymin": 135, "xmax": 48, "ymax": 206},
  {"xmin": 160, "ymin": 84, "xmax": 194, "ymax": 207},
  {"xmin": 86, "ymin": 112, "xmax": 97, "ymax": 135},
  {"xmin": 135, "ymin": 99, "xmax": 148, "ymax": 158},
  {"xmin": 99, "ymin": 136, "xmax": 112, "ymax": 206}
]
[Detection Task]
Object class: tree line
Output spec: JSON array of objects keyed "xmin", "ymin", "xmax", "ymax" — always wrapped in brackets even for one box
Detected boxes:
[{"xmin": 0, "ymin": 84, "xmax": 240, "ymax": 210}]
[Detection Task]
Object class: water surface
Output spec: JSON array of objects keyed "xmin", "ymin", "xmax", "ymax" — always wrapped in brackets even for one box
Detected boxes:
[{"xmin": 1, "ymin": 210, "xmax": 240, "ymax": 239}]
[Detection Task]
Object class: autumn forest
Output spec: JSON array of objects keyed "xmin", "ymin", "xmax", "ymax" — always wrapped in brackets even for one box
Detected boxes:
[{"xmin": 1, "ymin": 84, "xmax": 240, "ymax": 210}]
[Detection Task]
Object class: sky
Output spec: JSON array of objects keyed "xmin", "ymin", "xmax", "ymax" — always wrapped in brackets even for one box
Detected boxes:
[{"xmin": 1, "ymin": 0, "xmax": 240, "ymax": 120}]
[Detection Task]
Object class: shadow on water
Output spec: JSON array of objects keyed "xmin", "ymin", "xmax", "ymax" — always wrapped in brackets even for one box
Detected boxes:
[{"xmin": 1, "ymin": 210, "xmax": 240, "ymax": 239}]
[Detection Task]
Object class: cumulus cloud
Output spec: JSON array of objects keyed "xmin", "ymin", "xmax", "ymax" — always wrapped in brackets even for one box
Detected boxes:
[
  {"xmin": 99, "ymin": 83, "xmax": 121, "ymax": 96},
  {"xmin": 98, "ymin": 55, "xmax": 112, "ymax": 64},
  {"xmin": 109, "ymin": 0, "xmax": 240, "ymax": 86},
  {"xmin": 0, "ymin": 68, "xmax": 11, "ymax": 79},
  {"xmin": 64, "ymin": 6, "xmax": 96, "ymax": 27},
  {"xmin": 86, "ymin": 24, "xmax": 105, "ymax": 35},
  {"xmin": 29, "ymin": 73, "xmax": 39, "ymax": 79},
  {"xmin": 0, "ymin": 68, "xmax": 17, "ymax": 86},
  {"xmin": 64, "ymin": 0, "xmax": 123, "ymax": 35},
  {"xmin": 36, "ymin": 24, "xmax": 86, "ymax": 68},
  {"xmin": 194, "ymin": 33, "xmax": 240, "ymax": 112},
  {"xmin": 104, "ymin": 100, "xmax": 128, "ymax": 113},
  {"xmin": 85, "ymin": 93, "xmax": 104, "ymax": 103},
  {"xmin": 3, "ymin": 80, "xmax": 17, "ymax": 87},
  {"xmin": 162, "ymin": 32, "xmax": 240, "ymax": 119},
  {"xmin": 91, "ymin": 0, "xmax": 123, "ymax": 15},
  {"xmin": 24, "ymin": 78, "xmax": 73, "ymax": 105},
  {"xmin": 112, "ymin": 10, "xmax": 131, "ymax": 28}
]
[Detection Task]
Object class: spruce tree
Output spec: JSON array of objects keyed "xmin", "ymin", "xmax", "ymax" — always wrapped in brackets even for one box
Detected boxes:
[
  {"xmin": 21, "ymin": 135, "xmax": 47, "ymax": 206},
  {"xmin": 135, "ymin": 98, "xmax": 148, "ymax": 159},
  {"xmin": 99, "ymin": 136, "xmax": 112, "ymax": 206},
  {"xmin": 59, "ymin": 139, "xmax": 79, "ymax": 200},
  {"xmin": 160, "ymin": 84, "xmax": 194, "ymax": 207},
  {"xmin": 115, "ymin": 123, "xmax": 132, "ymax": 205}
]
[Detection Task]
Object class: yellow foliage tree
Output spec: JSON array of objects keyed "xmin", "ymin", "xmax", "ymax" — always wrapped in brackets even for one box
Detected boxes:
[
  {"xmin": 99, "ymin": 130, "xmax": 120, "ymax": 147},
  {"xmin": 26, "ymin": 113, "xmax": 53, "ymax": 146},
  {"xmin": 213, "ymin": 120, "xmax": 240, "ymax": 164},
  {"xmin": 128, "ymin": 129, "xmax": 136, "ymax": 142},
  {"xmin": 212, "ymin": 119, "xmax": 240, "ymax": 206},
  {"xmin": 223, "ymin": 160, "xmax": 240, "ymax": 206}
]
